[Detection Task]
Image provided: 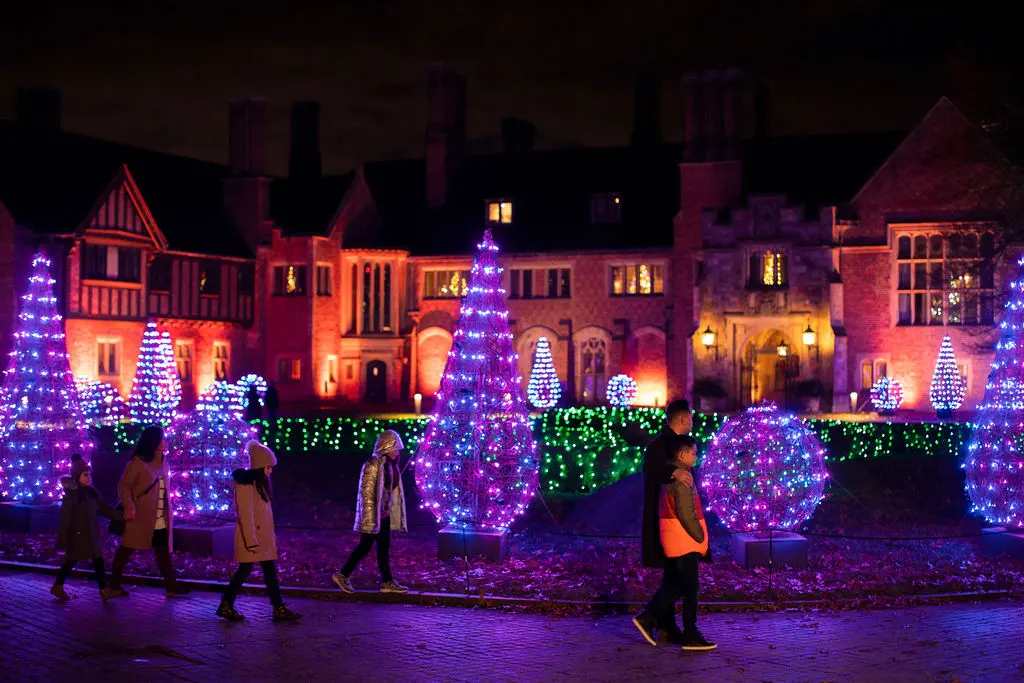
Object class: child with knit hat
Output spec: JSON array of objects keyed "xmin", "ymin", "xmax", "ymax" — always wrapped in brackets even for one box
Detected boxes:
[
  {"xmin": 52, "ymin": 454, "xmax": 123, "ymax": 601},
  {"xmin": 332, "ymin": 429, "xmax": 409, "ymax": 594},
  {"xmin": 216, "ymin": 441, "xmax": 300, "ymax": 622}
]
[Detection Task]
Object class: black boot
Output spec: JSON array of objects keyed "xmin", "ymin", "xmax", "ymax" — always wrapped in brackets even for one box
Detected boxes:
[
  {"xmin": 272, "ymin": 604, "xmax": 301, "ymax": 622},
  {"xmin": 216, "ymin": 599, "xmax": 244, "ymax": 622}
]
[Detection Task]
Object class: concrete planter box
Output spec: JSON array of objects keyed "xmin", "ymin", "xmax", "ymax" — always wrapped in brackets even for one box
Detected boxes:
[
  {"xmin": 438, "ymin": 526, "xmax": 508, "ymax": 562},
  {"xmin": 0, "ymin": 502, "xmax": 60, "ymax": 533},
  {"xmin": 730, "ymin": 531, "xmax": 808, "ymax": 569},
  {"xmin": 980, "ymin": 527, "xmax": 1024, "ymax": 559},
  {"xmin": 172, "ymin": 522, "xmax": 235, "ymax": 557}
]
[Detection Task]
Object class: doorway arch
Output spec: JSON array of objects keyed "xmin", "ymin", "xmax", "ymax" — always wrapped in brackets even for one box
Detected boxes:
[{"xmin": 739, "ymin": 329, "xmax": 798, "ymax": 407}]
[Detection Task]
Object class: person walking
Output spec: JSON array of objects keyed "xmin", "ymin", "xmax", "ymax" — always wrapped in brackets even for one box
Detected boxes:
[
  {"xmin": 51, "ymin": 454, "xmax": 123, "ymax": 601},
  {"xmin": 244, "ymin": 385, "xmax": 262, "ymax": 423},
  {"xmin": 265, "ymin": 383, "xmax": 279, "ymax": 422},
  {"xmin": 107, "ymin": 425, "xmax": 190, "ymax": 598},
  {"xmin": 216, "ymin": 441, "xmax": 300, "ymax": 622},
  {"xmin": 332, "ymin": 429, "xmax": 409, "ymax": 594},
  {"xmin": 641, "ymin": 399, "xmax": 694, "ymax": 643}
]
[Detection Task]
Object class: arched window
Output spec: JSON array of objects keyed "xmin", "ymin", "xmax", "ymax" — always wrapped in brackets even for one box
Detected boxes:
[
  {"xmin": 349, "ymin": 263, "xmax": 358, "ymax": 333},
  {"xmin": 373, "ymin": 264, "xmax": 382, "ymax": 332},
  {"xmin": 362, "ymin": 264, "xmax": 371, "ymax": 332},
  {"xmin": 383, "ymin": 264, "xmax": 392, "ymax": 332},
  {"xmin": 579, "ymin": 337, "xmax": 608, "ymax": 404}
]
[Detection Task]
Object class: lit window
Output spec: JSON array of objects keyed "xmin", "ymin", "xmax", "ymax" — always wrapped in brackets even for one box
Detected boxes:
[
  {"xmin": 896, "ymin": 230, "xmax": 994, "ymax": 326},
  {"xmin": 97, "ymin": 340, "xmax": 121, "ymax": 378},
  {"xmin": 175, "ymin": 340, "xmax": 193, "ymax": 382},
  {"xmin": 273, "ymin": 265, "xmax": 307, "ymax": 296},
  {"xmin": 278, "ymin": 358, "xmax": 302, "ymax": 382},
  {"xmin": 610, "ymin": 264, "xmax": 663, "ymax": 297},
  {"xmin": 199, "ymin": 264, "xmax": 221, "ymax": 295},
  {"xmin": 424, "ymin": 269, "xmax": 469, "ymax": 298},
  {"xmin": 591, "ymin": 193, "xmax": 622, "ymax": 223},
  {"xmin": 213, "ymin": 342, "xmax": 230, "ymax": 381},
  {"xmin": 760, "ymin": 251, "xmax": 787, "ymax": 287},
  {"xmin": 487, "ymin": 201, "xmax": 513, "ymax": 225}
]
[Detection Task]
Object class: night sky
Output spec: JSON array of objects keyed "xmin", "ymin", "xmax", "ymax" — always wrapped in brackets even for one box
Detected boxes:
[{"xmin": 0, "ymin": 0, "xmax": 1018, "ymax": 176}]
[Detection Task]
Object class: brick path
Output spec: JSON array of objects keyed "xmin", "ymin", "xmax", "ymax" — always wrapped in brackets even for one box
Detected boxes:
[{"xmin": 1, "ymin": 570, "xmax": 1022, "ymax": 683}]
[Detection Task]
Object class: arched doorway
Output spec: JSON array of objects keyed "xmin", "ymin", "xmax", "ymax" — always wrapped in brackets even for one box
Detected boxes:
[
  {"xmin": 365, "ymin": 360, "xmax": 387, "ymax": 404},
  {"xmin": 739, "ymin": 329, "xmax": 799, "ymax": 407}
]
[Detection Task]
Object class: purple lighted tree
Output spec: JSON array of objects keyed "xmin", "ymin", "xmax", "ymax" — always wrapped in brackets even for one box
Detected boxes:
[
  {"xmin": 127, "ymin": 320, "xmax": 181, "ymax": 425},
  {"xmin": 966, "ymin": 255, "xmax": 1024, "ymax": 528},
  {"xmin": 414, "ymin": 230, "xmax": 539, "ymax": 531},
  {"xmin": 0, "ymin": 253, "xmax": 97, "ymax": 503}
]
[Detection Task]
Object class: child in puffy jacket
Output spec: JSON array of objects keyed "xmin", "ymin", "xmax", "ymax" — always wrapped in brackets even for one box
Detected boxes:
[{"xmin": 332, "ymin": 429, "xmax": 409, "ymax": 594}]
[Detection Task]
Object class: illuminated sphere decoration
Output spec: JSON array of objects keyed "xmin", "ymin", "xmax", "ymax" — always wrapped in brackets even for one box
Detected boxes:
[
  {"xmin": 165, "ymin": 408, "xmax": 258, "ymax": 524},
  {"xmin": 527, "ymin": 337, "xmax": 561, "ymax": 409},
  {"xmin": 75, "ymin": 377, "xmax": 128, "ymax": 427},
  {"xmin": 236, "ymin": 374, "xmax": 268, "ymax": 408},
  {"xmin": 0, "ymin": 253, "xmax": 97, "ymax": 503},
  {"xmin": 414, "ymin": 230, "xmax": 539, "ymax": 532},
  {"xmin": 870, "ymin": 376, "xmax": 904, "ymax": 414},
  {"xmin": 197, "ymin": 381, "xmax": 245, "ymax": 418},
  {"xmin": 965, "ymin": 255, "xmax": 1024, "ymax": 528},
  {"xmin": 702, "ymin": 402, "xmax": 828, "ymax": 532},
  {"xmin": 606, "ymin": 374, "xmax": 638, "ymax": 408}
]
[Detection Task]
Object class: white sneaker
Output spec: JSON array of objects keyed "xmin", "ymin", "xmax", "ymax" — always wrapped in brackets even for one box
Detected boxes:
[{"xmin": 332, "ymin": 573, "xmax": 355, "ymax": 593}]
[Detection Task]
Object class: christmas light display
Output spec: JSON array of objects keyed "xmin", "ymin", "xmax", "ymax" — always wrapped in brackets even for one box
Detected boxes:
[
  {"xmin": 127, "ymin": 320, "xmax": 181, "ymax": 425},
  {"xmin": 75, "ymin": 377, "xmax": 127, "ymax": 427},
  {"xmin": 237, "ymin": 374, "xmax": 268, "ymax": 408},
  {"xmin": 0, "ymin": 383, "xmax": 12, "ymax": 439},
  {"xmin": 965, "ymin": 255, "xmax": 1024, "ymax": 528},
  {"xmin": 414, "ymin": 230, "xmax": 539, "ymax": 531},
  {"xmin": 929, "ymin": 336, "xmax": 967, "ymax": 416},
  {"xmin": 0, "ymin": 253, "xmax": 97, "ymax": 503},
  {"xmin": 870, "ymin": 376, "xmax": 904, "ymax": 414},
  {"xmin": 701, "ymin": 402, "xmax": 829, "ymax": 532},
  {"xmin": 606, "ymin": 374, "xmax": 638, "ymax": 407},
  {"xmin": 527, "ymin": 337, "xmax": 561, "ymax": 409},
  {"xmin": 165, "ymin": 407, "xmax": 258, "ymax": 523},
  {"xmin": 196, "ymin": 380, "xmax": 245, "ymax": 417}
]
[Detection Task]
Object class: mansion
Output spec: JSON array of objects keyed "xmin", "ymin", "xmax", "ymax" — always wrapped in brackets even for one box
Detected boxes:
[{"xmin": 1, "ymin": 67, "xmax": 1022, "ymax": 414}]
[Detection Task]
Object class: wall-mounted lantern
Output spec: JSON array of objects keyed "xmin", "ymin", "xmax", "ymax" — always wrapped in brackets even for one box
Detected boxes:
[{"xmin": 701, "ymin": 325, "xmax": 719, "ymax": 360}]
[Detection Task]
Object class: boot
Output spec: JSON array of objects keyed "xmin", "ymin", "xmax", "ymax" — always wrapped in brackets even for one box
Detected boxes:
[
  {"xmin": 50, "ymin": 583, "xmax": 71, "ymax": 601},
  {"xmin": 272, "ymin": 604, "xmax": 301, "ymax": 622},
  {"xmin": 216, "ymin": 599, "xmax": 245, "ymax": 622}
]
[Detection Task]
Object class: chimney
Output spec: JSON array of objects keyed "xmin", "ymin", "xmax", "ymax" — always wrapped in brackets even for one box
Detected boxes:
[
  {"xmin": 721, "ymin": 68, "xmax": 744, "ymax": 160},
  {"xmin": 223, "ymin": 98, "xmax": 272, "ymax": 251},
  {"xmin": 425, "ymin": 63, "xmax": 466, "ymax": 210},
  {"xmin": 631, "ymin": 73, "xmax": 662, "ymax": 148},
  {"xmin": 501, "ymin": 118, "xmax": 537, "ymax": 155},
  {"xmin": 701, "ymin": 71, "xmax": 724, "ymax": 161},
  {"xmin": 682, "ymin": 74, "xmax": 703, "ymax": 161},
  {"xmin": 288, "ymin": 101, "xmax": 322, "ymax": 184},
  {"xmin": 16, "ymin": 87, "xmax": 62, "ymax": 135}
]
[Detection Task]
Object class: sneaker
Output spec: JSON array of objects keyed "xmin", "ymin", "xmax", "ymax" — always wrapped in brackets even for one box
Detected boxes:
[
  {"xmin": 332, "ymin": 573, "xmax": 355, "ymax": 593},
  {"xmin": 50, "ymin": 584, "xmax": 71, "ymax": 601},
  {"xmin": 216, "ymin": 600, "xmax": 245, "ymax": 622},
  {"xmin": 99, "ymin": 587, "xmax": 121, "ymax": 602},
  {"xmin": 272, "ymin": 604, "xmax": 301, "ymax": 622},
  {"xmin": 380, "ymin": 580, "xmax": 408, "ymax": 594},
  {"xmin": 681, "ymin": 630, "xmax": 717, "ymax": 651},
  {"xmin": 632, "ymin": 614, "xmax": 657, "ymax": 647},
  {"xmin": 166, "ymin": 584, "xmax": 191, "ymax": 597},
  {"xmin": 659, "ymin": 629, "xmax": 687, "ymax": 646}
]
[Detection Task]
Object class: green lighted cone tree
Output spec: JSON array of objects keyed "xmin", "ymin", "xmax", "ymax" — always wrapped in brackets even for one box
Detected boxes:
[{"xmin": 414, "ymin": 230, "xmax": 539, "ymax": 531}]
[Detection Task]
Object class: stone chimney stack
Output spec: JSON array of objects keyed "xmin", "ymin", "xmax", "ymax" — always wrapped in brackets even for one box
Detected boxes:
[
  {"xmin": 425, "ymin": 63, "xmax": 467, "ymax": 210},
  {"xmin": 223, "ymin": 98, "xmax": 272, "ymax": 251},
  {"xmin": 682, "ymin": 70, "xmax": 746, "ymax": 162}
]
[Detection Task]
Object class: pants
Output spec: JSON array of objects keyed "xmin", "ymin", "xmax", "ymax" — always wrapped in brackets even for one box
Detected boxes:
[
  {"xmin": 223, "ymin": 560, "xmax": 283, "ymax": 606},
  {"xmin": 109, "ymin": 528, "xmax": 179, "ymax": 590},
  {"xmin": 55, "ymin": 557, "xmax": 106, "ymax": 589},
  {"xmin": 643, "ymin": 552, "xmax": 701, "ymax": 632},
  {"xmin": 340, "ymin": 516, "xmax": 392, "ymax": 582}
]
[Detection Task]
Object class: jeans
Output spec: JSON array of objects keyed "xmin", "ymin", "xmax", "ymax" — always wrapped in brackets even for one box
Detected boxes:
[
  {"xmin": 223, "ymin": 560, "xmax": 283, "ymax": 606},
  {"xmin": 55, "ymin": 557, "xmax": 106, "ymax": 589},
  {"xmin": 643, "ymin": 552, "xmax": 701, "ymax": 632},
  {"xmin": 109, "ymin": 528, "xmax": 179, "ymax": 590},
  {"xmin": 340, "ymin": 516, "xmax": 392, "ymax": 582}
]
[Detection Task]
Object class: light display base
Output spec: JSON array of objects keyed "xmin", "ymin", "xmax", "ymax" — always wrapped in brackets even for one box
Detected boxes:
[
  {"xmin": 438, "ymin": 525, "xmax": 508, "ymax": 562},
  {"xmin": 172, "ymin": 523, "xmax": 235, "ymax": 557},
  {"xmin": 980, "ymin": 527, "xmax": 1024, "ymax": 559},
  {"xmin": 0, "ymin": 502, "xmax": 60, "ymax": 533},
  {"xmin": 730, "ymin": 531, "xmax": 808, "ymax": 569}
]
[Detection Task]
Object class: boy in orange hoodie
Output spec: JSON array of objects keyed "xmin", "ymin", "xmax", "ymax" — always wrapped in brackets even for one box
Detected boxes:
[{"xmin": 632, "ymin": 435, "xmax": 716, "ymax": 651}]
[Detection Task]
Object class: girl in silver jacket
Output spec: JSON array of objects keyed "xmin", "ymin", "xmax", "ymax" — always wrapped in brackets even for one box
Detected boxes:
[{"xmin": 332, "ymin": 429, "xmax": 409, "ymax": 593}]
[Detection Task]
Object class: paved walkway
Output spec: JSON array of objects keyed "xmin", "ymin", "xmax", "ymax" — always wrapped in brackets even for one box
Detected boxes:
[{"xmin": 1, "ymin": 571, "xmax": 1022, "ymax": 682}]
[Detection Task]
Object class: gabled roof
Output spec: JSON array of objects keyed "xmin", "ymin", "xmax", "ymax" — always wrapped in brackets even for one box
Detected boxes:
[{"xmin": 0, "ymin": 122, "xmax": 253, "ymax": 257}]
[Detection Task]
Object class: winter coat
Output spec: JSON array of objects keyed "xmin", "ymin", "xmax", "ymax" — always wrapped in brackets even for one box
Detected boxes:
[
  {"xmin": 354, "ymin": 454, "xmax": 408, "ymax": 535},
  {"xmin": 658, "ymin": 471, "xmax": 709, "ymax": 559},
  {"xmin": 232, "ymin": 470, "xmax": 277, "ymax": 563},
  {"xmin": 56, "ymin": 477, "xmax": 122, "ymax": 561},
  {"xmin": 642, "ymin": 428, "xmax": 682, "ymax": 568},
  {"xmin": 117, "ymin": 453, "xmax": 172, "ymax": 550}
]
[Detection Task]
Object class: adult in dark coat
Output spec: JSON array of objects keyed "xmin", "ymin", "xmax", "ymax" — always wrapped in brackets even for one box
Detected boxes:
[
  {"xmin": 245, "ymin": 385, "xmax": 262, "ymax": 423},
  {"xmin": 265, "ymin": 383, "xmax": 279, "ymax": 421},
  {"xmin": 51, "ymin": 455, "xmax": 122, "ymax": 601},
  {"xmin": 640, "ymin": 399, "xmax": 693, "ymax": 641}
]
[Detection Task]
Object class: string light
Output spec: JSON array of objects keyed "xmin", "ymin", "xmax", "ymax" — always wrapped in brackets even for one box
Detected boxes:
[
  {"xmin": 413, "ymin": 229, "xmax": 539, "ymax": 532},
  {"xmin": 870, "ymin": 376, "xmax": 904, "ymax": 414},
  {"xmin": 930, "ymin": 335, "xmax": 967, "ymax": 415},
  {"xmin": 196, "ymin": 380, "xmax": 244, "ymax": 417},
  {"xmin": 127, "ymin": 320, "xmax": 181, "ymax": 425},
  {"xmin": 0, "ymin": 253, "xmax": 97, "ymax": 503},
  {"xmin": 701, "ymin": 402, "xmax": 829, "ymax": 532},
  {"xmin": 527, "ymin": 337, "xmax": 561, "ymax": 409},
  {"xmin": 237, "ymin": 374, "xmax": 267, "ymax": 409},
  {"xmin": 965, "ymin": 255, "xmax": 1024, "ymax": 528},
  {"xmin": 74, "ymin": 377, "xmax": 127, "ymax": 427},
  {"xmin": 606, "ymin": 374, "xmax": 638, "ymax": 408}
]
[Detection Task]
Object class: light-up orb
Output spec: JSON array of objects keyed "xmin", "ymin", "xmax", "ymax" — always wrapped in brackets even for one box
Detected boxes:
[
  {"xmin": 870, "ymin": 376, "xmax": 903, "ymax": 414},
  {"xmin": 702, "ymin": 401, "xmax": 828, "ymax": 532},
  {"xmin": 197, "ymin": 381, "xmax": 245, "ymax": 418},
  {"xmin": 606, "ymin": 374, "xmax": 638, "ymax": 408},
  {"xmin": 237, "ymin": 374, "xmax": 268, "ymax": 409}
]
